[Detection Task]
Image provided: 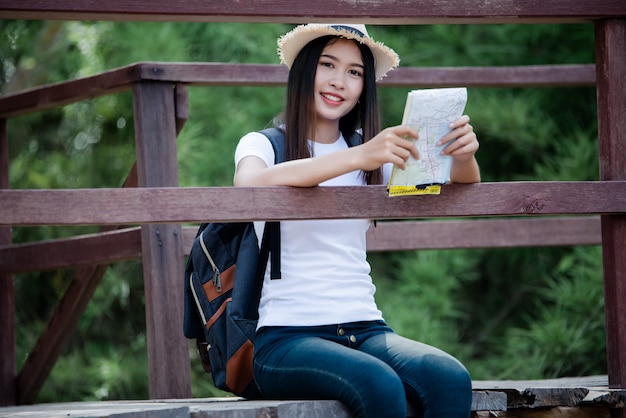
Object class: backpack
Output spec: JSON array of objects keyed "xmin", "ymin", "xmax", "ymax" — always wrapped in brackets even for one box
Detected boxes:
[{"xmin": 183, "ymin": 128, "xmax": 362, "ymax": 398}]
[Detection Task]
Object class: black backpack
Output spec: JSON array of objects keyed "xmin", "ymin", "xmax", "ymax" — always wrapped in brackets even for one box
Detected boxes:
[{"xmin": 183, "ymin": 128, "xmax": 362, "ymax": 398}]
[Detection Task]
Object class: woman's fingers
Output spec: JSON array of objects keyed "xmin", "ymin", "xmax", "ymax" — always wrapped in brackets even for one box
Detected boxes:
[
  {"xmin": 439, "ymin": 118, "xmax": 471, "ymax": 145},
  {"xmin": 358, "ymin": 125, "xmax": 422, "ymax": 170},
  {"xmin": 442, "ymin": 126, "xmax": 479, "ymax": 160},
  {"xmin": 376, "ymin": 125, "xmax": 419, "ymax": 160}
]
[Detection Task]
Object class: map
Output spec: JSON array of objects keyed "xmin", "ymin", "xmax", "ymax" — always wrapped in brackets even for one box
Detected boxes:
[{"xmin": 388, "ymin": 88, "xmax": 467, "ymax": 196}]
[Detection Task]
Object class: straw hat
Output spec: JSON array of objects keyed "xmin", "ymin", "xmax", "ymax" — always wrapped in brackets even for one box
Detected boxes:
[{"xmin": 277, "ymin": 23, "xmax": 400, "ymax": 81}]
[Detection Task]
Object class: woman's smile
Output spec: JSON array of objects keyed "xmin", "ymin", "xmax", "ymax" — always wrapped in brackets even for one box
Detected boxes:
[{"xmin": 320, "ymin": 92, "xmax": 345, "ymax": 105}]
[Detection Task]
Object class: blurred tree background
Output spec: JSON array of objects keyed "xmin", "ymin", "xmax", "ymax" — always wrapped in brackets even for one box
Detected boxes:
[{"xmin": 1, "ymin": 20, "xmax": 604, "ymax": 402}]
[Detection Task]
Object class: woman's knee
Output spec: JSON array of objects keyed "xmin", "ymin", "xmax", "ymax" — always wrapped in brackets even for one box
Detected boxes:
[
  {"xmin": 348, "ymin": 364, "xmax": 406, "ymax": 418},
  {"xmin": 435, "ymin": 354, "xmax": 472, "ymax": 393},
  {"xmin": 408, "ymin": 354, "xmax": 472, "ymax": 417}
]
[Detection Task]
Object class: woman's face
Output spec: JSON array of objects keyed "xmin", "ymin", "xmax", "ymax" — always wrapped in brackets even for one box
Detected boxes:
[{"xmin": 313, "ymin": 38, "xmax": 364, "ymax": 127}]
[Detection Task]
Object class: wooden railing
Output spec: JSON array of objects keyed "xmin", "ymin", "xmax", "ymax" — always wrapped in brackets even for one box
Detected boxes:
[{"xmin": 0, "ymin": 2, "xmax": 625, "ymax": 415}]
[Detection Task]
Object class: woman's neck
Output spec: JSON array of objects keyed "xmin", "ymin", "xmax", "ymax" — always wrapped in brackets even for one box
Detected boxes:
[{"xmin": 312, "ymin": 122, "xmax": 341, "ymax": 144}]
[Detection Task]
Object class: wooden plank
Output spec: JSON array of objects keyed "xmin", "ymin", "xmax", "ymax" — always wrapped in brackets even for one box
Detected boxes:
[
  {"xmin": 0, "ymin": 227, "xmax": 142, "ymax": 274},
  {"xmin": 175, "ymin": 83, "xmax": 188, "ymax": 135},
  {"xmin": 0, "ymin": 399, "xmax": 365, "ymax": 417},
  {"xmin": 134, "ymin": 62, "xmax": 288, "ymax": 87},
  {"xmin": 0, "ymin": 396, "xmax": 502, "ymax": 417},
  {"xmin": 595, "ymin": 19, "xmax": 626, "ymax": 393},
  {"xmin": 383, "ymin": 64, "xmax": 596, "ymax": 88},
  {"xmin": 132, "ymin": 81, "xmax": 190, "ymax": 399},
  {"xmin": 2, "ymin": 376, "xmax": 623, "ymax": 415},
  {"xmin": 471, "ymin": 391, "xmax": 508, "ymax": 412},
  {"xmin": 0, "ymin": 63, "xmax": 596, "ymax": 118},
  {"xmin": 0, "ymin": 400, "xmax": 192, "ymax": 417},
  {"xmin": 0, "ymin": 216, "xmax": 600, "ymax": 275},
  {"xmin": 473, "ymin": 407, "xmax": 611, "ymax": 418},
  {"xmin": 473, "ymin": 375, "xmax": 610, "ymax": 390},
  {"xmin": 132, "ymin": 62, "xmax": 596, "ymax": 88},
  {"xmin": 0, "ymin": 118, "xmax": 15, "ymax": 407},
  {"xmin": 473, "ymin": 375, "xmax": 626, "ymax": 409},
  {"xmin": 0, "ymin": 0, "xmax": 624, "ymax": 23},
  {"xmin": 0, "ymin": 394, "xmax": 615, "ymax": 417},
  {"xmin": 365, "ymin": 217, "xmax": 601, "ymax": 251},
  {"xmin": 182, "ymin": 217, "xmax": 602, "ymax": 254},
  {"xmin": 184, "ymin": 216, "xmax": 601, "ymax": 253},
  {"xmin": 1, "ymin": 182, "xmax": 625, "ymax": 226},
  {"xmin": 270, "ymin": 399, "xmax": 353, "ymax": 418},
  {"xmin": 0, "ymin": 63, "xmax": 142, "ymax": 118}
]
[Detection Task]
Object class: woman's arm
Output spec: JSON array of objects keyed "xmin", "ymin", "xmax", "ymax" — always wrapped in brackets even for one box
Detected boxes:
[
  {"xmin": 234, "ymin": 125, "xmax": 420, "ymax": 187},
  {"xmin": 234, "ymin": 149, "xmax": 362, "ymax": 187}
]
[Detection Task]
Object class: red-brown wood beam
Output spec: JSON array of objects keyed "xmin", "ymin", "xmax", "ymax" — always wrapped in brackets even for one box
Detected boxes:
[
  {"xmin": 0, "ymin": 0, "xmax": 624, "ymax": 24},
  {"xmin": 0, "ymin": 228, "xmax": 142, "ymax": 275},
  {"xmin": 364, "ymin": 217, "xmax": 602, "ymax": 252},
  {"xmin": 595, "ymin": 19, "xmax": 626, "ymax": 393},
  {"xmin": 0, "ymin": 63, "xmax": 597, "ymax": 119},
  {"xmin": 174, "ymin": 83, "xmax": 188, "ymax": 135},
  {"xmin": 0, "ymin": 217, "xmax": 603, "ymax": 275},
  {"xmin": 132, "ymin": 81, "xmax": 190, "ymax": 399},
  {"xmin": 0, "ymin": 118, "xmax": 16, "ymax": 406},
  {"xmin": 0, "ymin": 182, "xmax": 625, "ymax": 226},
  {"xmin": 0, "ymin": 63, "xmax": 142, "ymax": 118}
]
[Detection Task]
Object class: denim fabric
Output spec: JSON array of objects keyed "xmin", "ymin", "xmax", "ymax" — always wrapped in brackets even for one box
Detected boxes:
[{"xmin": 253, "ymin": 321, "xmax": 472, "ymax": 418}]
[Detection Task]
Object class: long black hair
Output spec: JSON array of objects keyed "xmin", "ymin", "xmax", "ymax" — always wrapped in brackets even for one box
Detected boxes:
[{"xmin": 281, "ymin": 35, "xmax": 383, "ymax": 185}]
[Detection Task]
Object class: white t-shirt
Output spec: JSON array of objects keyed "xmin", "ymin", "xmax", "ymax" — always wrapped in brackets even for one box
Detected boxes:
[{"xmin": 234, "ymin": 131, "xmax": 388, "ymax": 328}]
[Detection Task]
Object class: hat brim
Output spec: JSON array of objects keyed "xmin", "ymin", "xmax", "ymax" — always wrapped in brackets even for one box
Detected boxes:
[{"xmin": 278, "ymin": 24, "xmax": 399, "ymax": 81}]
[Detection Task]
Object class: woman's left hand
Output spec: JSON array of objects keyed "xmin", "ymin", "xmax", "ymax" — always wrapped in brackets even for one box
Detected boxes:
[{"xmin": 438, "ymin": 115, "xmax": 479, "ymax": 162}]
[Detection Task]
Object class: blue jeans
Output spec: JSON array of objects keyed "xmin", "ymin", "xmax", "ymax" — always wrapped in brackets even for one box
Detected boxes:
[{"xmin": 253, "ymin": 321, "xmax": 472, "ymax": 418}]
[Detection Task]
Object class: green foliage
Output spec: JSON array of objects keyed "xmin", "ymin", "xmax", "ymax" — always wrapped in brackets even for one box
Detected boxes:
[
  {"xmin": 372, "ymin": 248, "xmax": 479, "ymax": 356},
  {"xmin": 2, "ymin": 20, "xmax": 606, "ymax": 402},
  {"xmin": 469, "ymin": 246, "xmax": 606, "ymax": 379}
]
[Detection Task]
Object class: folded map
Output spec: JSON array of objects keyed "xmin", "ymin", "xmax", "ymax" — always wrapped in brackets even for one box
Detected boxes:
[{"xmin": 388, "ymin": 88, "xmax": 467, "ymax": 196}]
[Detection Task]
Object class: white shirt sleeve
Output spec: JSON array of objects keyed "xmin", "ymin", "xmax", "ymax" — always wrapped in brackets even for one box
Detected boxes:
[{"xmin": 234, "ymin": 132, "xmax": 276, "ymax": 171}]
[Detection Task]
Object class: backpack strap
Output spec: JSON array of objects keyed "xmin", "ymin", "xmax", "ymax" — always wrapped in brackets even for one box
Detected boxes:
[
  {"xmin": 258, "ymin": 221, "xmax": 281, "ymax": 280},
  {"xmin": 345, "ymin": 131, "xmax": 363, "ymax": 147},
  {"xmin": 259, "ymin": 127, "xmax": 287, "ymax": 164},
  {"xmin": 257, "ymin": 127, "xmax": 286, "ymax": 280}
]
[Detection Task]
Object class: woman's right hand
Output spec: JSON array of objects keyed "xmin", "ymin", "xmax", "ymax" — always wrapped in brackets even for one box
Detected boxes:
[
  {"xmin": 356, "ymin": 125, "xmax": 420, "ymax": 171},
  {"xmin": 235, "ymin": 125, "xmax": 420, "ymax": 188}
]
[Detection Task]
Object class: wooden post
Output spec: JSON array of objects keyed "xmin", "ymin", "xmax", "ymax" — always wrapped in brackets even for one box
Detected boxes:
[
  {"xmin": 595, "ymin": 19, "xmax": 626, "ymax": 398},
  {"xmin": 0, "ymin": 119, "xmax": 16, "ymax": 406},
  {"xmin": 132, "ymin": 81, "xmax": 191, "ymax": 399}
]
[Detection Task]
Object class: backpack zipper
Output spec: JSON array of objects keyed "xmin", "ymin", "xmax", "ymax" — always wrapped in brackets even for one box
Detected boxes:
[
  {"xmin": 189, "ymin": 272, "xmax": 208, "ymax": 325},
  {"xmin": 199, "ymin": 230, "xmax": 222, "ymax": 292}
]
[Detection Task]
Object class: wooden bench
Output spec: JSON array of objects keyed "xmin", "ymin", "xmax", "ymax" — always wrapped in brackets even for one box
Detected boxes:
[
  {"xmin": 0, "ymin": 376, "xmax": 624, "ymax": 417},
  {"xmin": 0, "ymin": 3, "xmax": 625, "ymax": 417}
]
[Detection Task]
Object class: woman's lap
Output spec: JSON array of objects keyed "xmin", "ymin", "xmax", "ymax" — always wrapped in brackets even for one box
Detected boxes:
[{"xmin": 253, "ymin": 321, "xmax": 471, "ymax": 418}]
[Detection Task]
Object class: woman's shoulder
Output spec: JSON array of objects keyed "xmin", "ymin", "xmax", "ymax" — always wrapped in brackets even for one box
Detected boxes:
[{"xmin": 234, "ymin": 131, "xmax": 276, "ymax": 167}]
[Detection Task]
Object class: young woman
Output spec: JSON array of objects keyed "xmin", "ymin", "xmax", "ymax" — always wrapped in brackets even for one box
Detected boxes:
[{"xmin": 234, "ymin": 23, "xmax": 480, "ymax": 418}]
